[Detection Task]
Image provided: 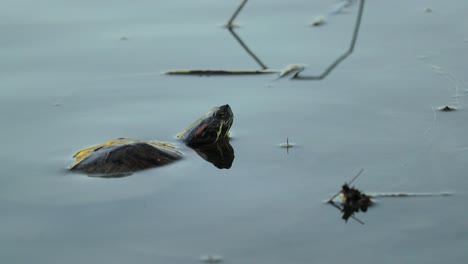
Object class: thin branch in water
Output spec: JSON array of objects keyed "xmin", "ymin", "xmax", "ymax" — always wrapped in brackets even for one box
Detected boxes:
[
  {"xmin": 293, "ymin": 0, "xmax": 365, "ymax": 80},
  {"xmin": 228, "ymin": 27, "xmax": 268, "ymax": 69},
  {"xmin": 226, "ymin": 0, "xmax": 249, "ymax": 28},
  {"xmin": 348, "ymin": 168, "xmax": 364, "ymax": 185}
]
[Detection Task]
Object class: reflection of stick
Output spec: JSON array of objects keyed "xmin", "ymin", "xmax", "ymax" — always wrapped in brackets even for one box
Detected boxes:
[
  {"xmin": 328, "ymin": 168, "xmax": 364, "ymax": 202},
  {"xmin": 329, "ymin": 201, "xmax": 365, "ymax": 225},
  {"xmin": 226, "ymin": 0, "xmax": 249, "ymax": 28},
  {"xmin": 293, "ymin": 0, "xmax": 365, "ymax": 80},
  {"xmin": 228, "ymin": 27, "xmax": 268, "ymax": 69}
]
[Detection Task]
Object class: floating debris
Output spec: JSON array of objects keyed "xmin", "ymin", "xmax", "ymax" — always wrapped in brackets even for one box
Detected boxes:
[
  {"xmin": 200, "ymin": 254, "xmax": 223, "ymax": 263},
  {"xmin": 327, "ymin": 168, "xmax": 454, "ymax": 223},
  {"xmin": 438, "ymin": 105, "xmax": 457, "ymax": 112},
  {"xmin": 278, "ymin": 64, "xmax": 306, "ymax": 79},
  {"xmin": 327, "ymin": 169, "xmax": 370, "ymax": 223},
  {"xmin": 310, "ymin": 15, "xmax": 326, "ymax": 27},
  {"xmin": 120, "ymin": 36, "xmax": 129, "ymax": 41},
  {"xmin": 165, "ymin": 65, "xmax": 308, "ymax": 78},
  {"xmin": 278, "ymin": 138, "xmax": 295, "ymax": 154},
  {"xmin": 424, "ymin": 7, "xmax": 433, "ymax": 13},
  {"xmin": 339, "ymin": 184, "xmax": 373, "ymax": 222}
]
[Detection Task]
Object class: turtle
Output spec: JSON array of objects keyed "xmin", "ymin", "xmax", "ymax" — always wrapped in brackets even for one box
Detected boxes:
[{"xmin": 70, "ymin": 104, "xmax": 234, "ymax": 177}]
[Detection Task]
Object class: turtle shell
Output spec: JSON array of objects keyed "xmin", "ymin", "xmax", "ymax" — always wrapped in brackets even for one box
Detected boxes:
[{"xmin": 70, "ymin": 138, "xmax": 182, "ymax": 176}]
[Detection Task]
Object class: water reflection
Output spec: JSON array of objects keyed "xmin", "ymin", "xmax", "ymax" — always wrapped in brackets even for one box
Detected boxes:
[{"xmin": 192, "ymin": 139, "xmax": 235, "ymax": 169}]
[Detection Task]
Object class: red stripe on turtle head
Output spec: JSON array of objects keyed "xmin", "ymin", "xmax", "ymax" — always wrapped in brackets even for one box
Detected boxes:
[{"xmin": 194, "ymin": 123, "xmax": 209, "ymax": 137}]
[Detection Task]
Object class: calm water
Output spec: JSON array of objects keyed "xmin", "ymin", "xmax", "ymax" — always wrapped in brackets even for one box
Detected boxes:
[{"xmin": 1, "ymin": 0, "xmax": 468, "ymax": 263}]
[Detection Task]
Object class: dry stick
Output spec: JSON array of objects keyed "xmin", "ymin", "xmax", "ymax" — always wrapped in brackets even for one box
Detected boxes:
[
  {"xmin": 165, "ymin": 70, "xmax": 275, "ymax": 75},
  {"xmin": 293, "ymin": 0, "xmax": 365, "ymax": 80},
  {"xmin": 327, "ymin": 168, "xmax": 364, "ymax": 203},
  {"xmin": 226, "ymin": 0, "xmax": 249, "ymax": 28},
  {"xmin": 228, "ymin": 27, "xmax": 269, "ymax": 69}
]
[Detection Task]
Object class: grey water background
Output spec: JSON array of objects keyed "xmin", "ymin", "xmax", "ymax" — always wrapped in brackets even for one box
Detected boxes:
[{"xmin": 1, "ymin": 0, "xmax": 468, "ymax": 263}]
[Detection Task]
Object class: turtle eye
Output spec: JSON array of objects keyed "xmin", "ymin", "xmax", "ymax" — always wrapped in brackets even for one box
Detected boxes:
[{"xmin": 217, "ymin": 111, "xmax": 226, "ymax": 118}]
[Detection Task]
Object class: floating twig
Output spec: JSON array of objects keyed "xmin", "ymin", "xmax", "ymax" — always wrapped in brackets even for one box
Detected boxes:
[{"xmin": 165, "ymin": 69, "xmax": 276, "ymax": 75}]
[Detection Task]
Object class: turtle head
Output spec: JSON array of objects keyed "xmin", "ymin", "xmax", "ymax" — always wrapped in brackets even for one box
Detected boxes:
[{"xmin": 179, "ymin": 104, "xmax": 234, "ymax": 146}]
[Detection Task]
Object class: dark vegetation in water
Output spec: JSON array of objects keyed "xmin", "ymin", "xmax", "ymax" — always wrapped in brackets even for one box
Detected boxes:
[
  {"xmin": 165, "ymin": 0, "xmax": 366, "ymax": 80},
  {"xmin": 327, "ymin": 169, "xmax": 453, "ymax": 224},
  {"xmin": 328, "ymin": 169, "xmax": 371, "ymax": 224},
  {"xmin": 330, "ymin": 184, "xmax": 373, "ymax": 223}
]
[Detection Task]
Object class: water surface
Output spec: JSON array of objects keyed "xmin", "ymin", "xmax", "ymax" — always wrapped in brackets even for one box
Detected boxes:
[{"xmin": 1, "ymin": 0, "xmax": 467, "ymax": 263}]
